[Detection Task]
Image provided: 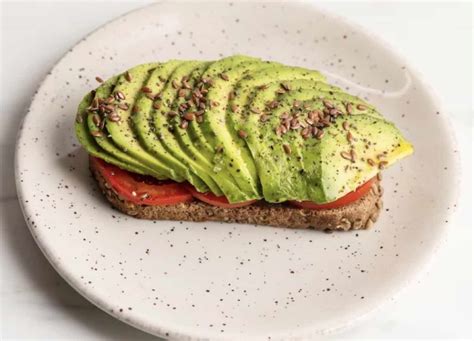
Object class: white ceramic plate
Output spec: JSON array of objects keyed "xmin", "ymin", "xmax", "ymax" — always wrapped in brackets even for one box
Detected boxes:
[{"xmin": 15, "ymin": 2, "xmax": 459, "ymax": 340}]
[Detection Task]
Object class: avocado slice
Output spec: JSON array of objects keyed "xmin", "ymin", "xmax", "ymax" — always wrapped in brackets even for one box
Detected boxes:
[
  {"xmin": 131, "ymin": 60, "xmax": 212, "ymax": 191},
  {"xmin": 318, "ymin": 114, "xmax": 413, "ymax": 202},
  {"xmin": 242, "ymin": 79, "xmax": 388, "ymax": 202},
  {"xmin": 142, "ymin": 60, "xmax": 223, "ymax": 193},
  {"xmin": 104, "ymin": 63, "xmax": 181, "ymax": 180},
  {"xmin": 228, "ymin": 65, "xmax": 326, "ymax": 131},
  {"xmin": 74, "ymin": 87, "xmax": 147, "ymax": 174},
  {"xmin": 164, "ymin": 59, "xmax": 251, "ymax": 200},
  {"xmin": 84, "ymin": 74, "xmax": 165, "ymax": 178},
  {"xmin": 193, "ymin": 56, "xmax": 300, "ymax": 201}
]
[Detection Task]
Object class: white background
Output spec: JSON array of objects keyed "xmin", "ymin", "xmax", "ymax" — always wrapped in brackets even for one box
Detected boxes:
[{"xmin": 0, "ymin": 1, "xmax": 471, "ymax": 339}]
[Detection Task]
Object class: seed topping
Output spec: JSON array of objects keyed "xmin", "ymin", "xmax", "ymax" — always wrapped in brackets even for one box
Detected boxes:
[{"xmin": 238, "ymin": 130, "xmax": 248, "ymax": 138}]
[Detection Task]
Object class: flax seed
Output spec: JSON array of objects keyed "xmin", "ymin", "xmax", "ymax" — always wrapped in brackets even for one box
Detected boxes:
[
  {"xmin": 340, "ymin": 151, "xmax": 352, "ymax": 161},
  {"xmin": 183, "ymin": 112, "xmax": 195, "ymax": 121},
  {"xmin": 238, "ymin": 130, "xmax": 247, "ymax": 138}
]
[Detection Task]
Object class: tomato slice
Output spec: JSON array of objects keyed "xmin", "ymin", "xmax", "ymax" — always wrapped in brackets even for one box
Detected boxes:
[
  {"xmin": 90, "ymin": 156, "xmax": 193, "ymax": 206},
  {"xmin": 289, "ymin": 177, "xmax": 376, "ymax": 210},
  {"xmin": 184, "ymin": 184, "xmax": 257, "ymax": 208}
]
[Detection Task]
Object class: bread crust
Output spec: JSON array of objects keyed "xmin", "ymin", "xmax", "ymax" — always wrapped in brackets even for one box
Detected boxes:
[{"xmin": 90, "ymin": 162, "xmax": 383, "ymax": 231}]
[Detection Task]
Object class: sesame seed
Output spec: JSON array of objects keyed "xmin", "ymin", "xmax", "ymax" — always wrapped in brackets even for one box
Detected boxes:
[
  {"xmin": 367, "ymin": 158, "xmax": 376, "ymax": 166},
  {"xmin": 141, "ymin": 86, "xmax": 152, "ymax": 93},
  {"xmin": 250, "ymin": 107, "xmax": 260, "ymax": 114},
  {"xmin": 260, "ymin": 114, "xmax": 270, "ymax": 122},
  {"xmin": 172, "ymin": 80, "xmax": 180, "ymax": 89},
  {"xmin": 95, "ymin": 76, "xmax": 104, "ymax": 83},
  {"xmin": 167, "ymin": 111, "xmax": 178, "ymax": 117},
  {"xmin": 238, "ymin": 130, "xmax": 247, "ymax": 138},
  {"xmin": 220, "ymin": 73, "xmax": 229, "ymax": 81},
  {"xmin": 342, "ymin": 121, "xmax": 349, "ymax": 131},
  {"xmin": 378, "ymin": 161, "xmax": 388, "ymax": 169},
  {"xmin": 152, "ymin": 102, "xmax": 161, "ymax": 110},
  {"xmin": 283, "ymin": 144, "xmax": 291, "ymax": 155},
  {"xmin": 357, "ymin": 104, "xmax": 368, "ymax": 111},
  {"xmin": 125, "ymin": 71, "xmax": 132, "ymax": 82},
  {"xmin": 178, "ymin": 89, "xmax": 187, "ymax": 98}
]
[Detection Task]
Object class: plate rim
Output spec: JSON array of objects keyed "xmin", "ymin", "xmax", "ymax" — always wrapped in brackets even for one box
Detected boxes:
[{"xmin": 14, "ymin": 2, "xmax": 461, "ymax": 339}]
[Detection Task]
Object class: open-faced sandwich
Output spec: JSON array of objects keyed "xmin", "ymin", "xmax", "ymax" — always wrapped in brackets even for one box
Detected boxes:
[{"xmin": 75, "ymin": 55, "xmax": 413, "ymax": 231}]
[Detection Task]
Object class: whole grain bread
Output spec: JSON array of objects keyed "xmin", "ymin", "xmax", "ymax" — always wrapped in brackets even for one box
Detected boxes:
[{"xmin": 91, "ymin": 161, "xmax": 383, "ymax": 231}]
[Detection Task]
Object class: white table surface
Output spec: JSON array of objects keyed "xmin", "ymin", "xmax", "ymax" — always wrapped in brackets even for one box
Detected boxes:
[{"xmin": 1, "ymin": 1, "xmax": 471, "ymax": 339}]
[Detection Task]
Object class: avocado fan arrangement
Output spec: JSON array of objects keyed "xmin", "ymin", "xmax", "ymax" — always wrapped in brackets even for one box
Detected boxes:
[{"xmin": 75, "ymin": 55, "xmax": 413, "ymax": 230}]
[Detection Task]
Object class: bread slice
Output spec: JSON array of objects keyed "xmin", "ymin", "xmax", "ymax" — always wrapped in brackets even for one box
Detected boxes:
[{"xmin": 91, "ymin": 161, "xmax": 383, "ymax": 231}]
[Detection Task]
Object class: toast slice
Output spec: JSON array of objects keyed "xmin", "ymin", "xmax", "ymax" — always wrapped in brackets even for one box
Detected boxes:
[{"xmin": 91, "ymin": 160, "xmax": 383, "ymax": 231}]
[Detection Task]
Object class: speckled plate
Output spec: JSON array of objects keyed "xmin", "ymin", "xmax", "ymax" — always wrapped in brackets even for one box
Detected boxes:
[{"xmin": 15, "ymin": 2, "xmax": 459, "ymax": 340}]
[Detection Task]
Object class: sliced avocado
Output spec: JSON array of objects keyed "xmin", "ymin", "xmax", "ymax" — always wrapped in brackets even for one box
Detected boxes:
[
  {"xmin": 143, "ymin": 60, "xmax": 222, "ymax": 193},
  {"xmin": 242, "ymin": 79, "xmax": 382, "ymax": 202},
  {"xmin": 228, "ymin": 65, "xmax": 326, "ymax": 131},
  {"xmin": 318, "ymin": 114, "xmax": 413, "ymax": 202},
  {"xmin": 164, "ymin": 59, "xmax": 249, "ymax": 200},
  {"xmin": 74, "ymin": 55, "xmax": 414, "ymax": 205},
  {"xmin": 84, "ymin": 74, "xmax": 163, "ymax": 177},
  {"xmin": 74, "ymin": 87, "xmax": 146, "ymax": 174},
  {"xmin": 193, "ymin": 56, "xmax": 291, "ymax": 200},
  {"xmin": 131, "ymin": 60, "xmax": 209, "ymax": 191},
  {"xmin": 105, "ymin": 63, "xmax": 180, "ymax": 180}
]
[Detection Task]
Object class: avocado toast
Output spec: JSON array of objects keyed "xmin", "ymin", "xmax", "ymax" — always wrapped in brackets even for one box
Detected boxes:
[{"xmin": 75, "ymin": 55, "xmax": 413, "ymax": 231}]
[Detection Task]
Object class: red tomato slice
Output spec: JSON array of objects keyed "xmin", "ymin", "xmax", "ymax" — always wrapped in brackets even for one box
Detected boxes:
[
  {"xmin": 90, "ymin": 156, "xmax": 193, "ymax": 206},
  {"xmin": 289, "ymin": 177, "xmax": 376, "ymax": 210},
  {"xmin": 184, "ymin": 184, "xmax": 257, "ymax": 208}
]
